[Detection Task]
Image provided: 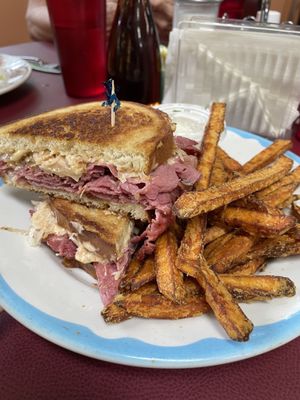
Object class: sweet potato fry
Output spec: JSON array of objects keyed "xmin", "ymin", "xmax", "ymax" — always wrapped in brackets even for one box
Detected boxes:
[
  {"xmin": 204, "ymin": 224, "xmax": 230, "ymax": 245},
  {"xmin": 210, "ymin": 156, "xmax": 228, "ymax": 186},
  {"xmin": 256, "ymin": 165, "xmax": 300, "ymax": 198},
  {"xmin": 231, "ymin": 194, "xmax": 282, "ymax": 215},
  {"xmin": 206, "ymin": 233, "xmax": 256, "ymax": 273},
  {"xmin": 184, "ymin": 277, "xmax": 204, "ymax": 296},
  {"xmin": 278, "ymin": 195, "xmax": 297, "ymax": 209},
  {"xmin": 241, "ymin": 140, "xmax": 292, "ymax": 174},
  {"xmin": 197, "ymin": 255, "xmax": 253, "ymax": 341},
  {"xmin": 219, "ymin": 274, "xmax": 296, "ymax": 302},
  {"xmin": 176, "ymin": 215, "xmax": 206, "ymax": 275},
  {"xmin": 220, "ymin": 206, "xmax": 296, "ymax": 237},
  {"xmin": 216, "ymin": 147, "xmax": 242, "ymax": 173},
  {"xmin": 204, "ymin": 231, "xmax": 236, "ymax": 260},
  {"xmin": 195, "ymin": 102, "xmax": 226, "ymax": 190},
  {"xmin": 119, "ymin": 256, "xmax": 142, "ymax": 291},
  {"xmin": 131, "ymin": 257, "xmax": 156, "ymax": 291},
  {"xmin": 155, "ymin": 230, "xmax": 186, "ymax": 303},
  {"xmin": 262, "ymin": 183, "xmax": 298, "ymax": 208},
  {"xmin": 176, "ymin": 103, "xmax": 226, "ymax": 277},
  {"xmin": 101, "ymin": 302, "xmax": 131, "ymax": 323},
  {"xmin": 228, "ymin": 257, "xmax": 266, "ymax": 276},
  {"xmin": 174, "ymin": 156, "xmax": 293, "ymax": 219},
  {"xmin": 292, "ymin": 201, "xmax": 300, "ymax": 221},
  {"xmin": 231, "ymin": 231, "xmax": 300, "ymax": 267},
  {"xmin": 115, "ymin": 289, "xmax": 209, "ymax": 320}
]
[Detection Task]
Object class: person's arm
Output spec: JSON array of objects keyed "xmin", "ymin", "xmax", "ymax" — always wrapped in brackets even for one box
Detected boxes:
[
  {"xmin": 150, "ymin": 0, "xmax": 173, "ymax": 45},
  {"xmin": 26, "ymin": 0, "xmax": 53, "ymax": 41},
  {"xmin": 26, "ymin": 0, "xmax": 174, "ymax": 44}
]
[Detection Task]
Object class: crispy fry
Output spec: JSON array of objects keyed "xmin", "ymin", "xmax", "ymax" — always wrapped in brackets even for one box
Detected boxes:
[
  {"xmin": 232, "ymin": 194, "xmax": 282, "ymax": 215},
  {"xmin": 176, "ymin": 215, "xmax": 206, "ymax": 274},
  {"xmin": 216, "ymin": 147, "xmax": 242, "ymax": 173},
  {"xmin": 219, "ymin": 274, "xmax": 296, "ymax": 302},
  {"xmin": 256, "ymin": 165, "xmax": 300, "ymax": 198},
  {"xmin": 220, "ymin": 206, "xmax": 296, "ymax": 237},
  {"xmin": 230, "ymin": 232, "xmax": 300, "ymax": 267},
  {"xmin": 206, "ymin": 234, "xmax": 256, "ymax": 273},
  {"xmin": 210, "ymin": 156, "xmax": 228, "ymax": 186},
  {"xmin": 176, "ymin": 257, "xmax": 200, "ymax": 278},
  {"xmin": 115, "ymin": 289, "xmax": 209, "ymax": 320},
  {"xmin": 204, "ymin": 231, "xmax": 236, "ymax": 260},
  {"xmin": 174, "ymin": 156, "xmax": 293, "ymax": 219},
  {"xmin": 241, "ymin": 140, "xmax": 292, "ymax": 174},
  {"xmin": 131, "ymin": 257, "xmax": 156, "ymax": 291},
  {"xmin": 101, "ymin": 302, "xmax": 130, "ymax": 323},
  {"xmin": 204, "ymin": 224, "xmax": 230, "ymax": 245},
  {"xmin": 119, "ymin": 256, "xmax": 142, "ymax": 291},
  {"xmin": 278, "ymin": 195, "xmax": 297, "ymax": 209},
  {"xmin": 195, "ymin": 102, "xmax": 226, "ymax": 190},
  {"xmin": 262, "ymin": 183, "xmax": 298, "ymax": 208},
  {"xmin": 155, "ymin": 231, "xmax": 186, "ymax": 303},
  {"xmin": 228, "ymin": 257, "xmax": 266, "ymax": 276},
  {"xmin": 176, "ymin": 103, "xmax": 226, "ymax": 277},
  {"xmin": 184, "ymin": 277, "xmax": 204, "ymax": 296},
  {"xmin": 293, "ymin": 201, "xmax": 300, "ymax": 221},
  {"xmin": 197, "ymin": 255, "xmax": 253, "ymax": 341}
]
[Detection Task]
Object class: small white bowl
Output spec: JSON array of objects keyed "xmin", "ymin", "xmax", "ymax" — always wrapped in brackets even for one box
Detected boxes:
[{"xmin": 156, "ymin": 103, "xmax": 226, "ymax": 143}]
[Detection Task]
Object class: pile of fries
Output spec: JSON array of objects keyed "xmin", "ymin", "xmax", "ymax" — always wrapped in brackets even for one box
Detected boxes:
[{"xmin": 102, "ymin": 103, "xmax": 300, "ymax": 342}]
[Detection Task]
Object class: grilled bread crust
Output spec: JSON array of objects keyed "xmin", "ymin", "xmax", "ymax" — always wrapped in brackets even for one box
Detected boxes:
[
  {"xmin": 0, "ymin": 101, "xmax": 175, "ymax": 176},
  {"xmin": 47, "ymin": 197, "xmax": 134, "ymax": 259}
]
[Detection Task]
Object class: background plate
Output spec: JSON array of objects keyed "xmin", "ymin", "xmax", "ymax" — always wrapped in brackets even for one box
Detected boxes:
[
  {"xmin": 0, "ymin": 128, "xmax": 300, "ymax": 368},
  {"xmin": 0, "ymin": 54, "xmax": 31, "ymax": 95}
]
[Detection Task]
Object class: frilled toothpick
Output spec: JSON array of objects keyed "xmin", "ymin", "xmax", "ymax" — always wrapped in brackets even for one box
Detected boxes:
[{"xmin": 102, "ymin": 79, "xmax": 121, "ymax": 127}]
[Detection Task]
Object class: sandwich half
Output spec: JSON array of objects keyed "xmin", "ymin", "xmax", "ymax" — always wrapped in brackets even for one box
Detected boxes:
[
  {"xmin": 0, "ymin": 101, "xmax": 200, "ymax": 257},
  {"xmin": 29, "ymin": 197, "xmax": 136, "ymax": 305}
]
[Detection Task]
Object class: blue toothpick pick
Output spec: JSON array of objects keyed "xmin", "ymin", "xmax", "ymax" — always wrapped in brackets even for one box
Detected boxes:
[{"xmin": 102, "ymin": 79, "xmax": 121, "ymax": 127}]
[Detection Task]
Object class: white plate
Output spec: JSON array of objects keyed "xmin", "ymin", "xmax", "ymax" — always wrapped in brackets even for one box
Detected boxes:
[
  {"xmin": 1, "ymin": 128, "xmax": 300, "ymax": 368},
  {"xmin": 0, "ymin": 54, "xmax": 31, "ymax": 95}
]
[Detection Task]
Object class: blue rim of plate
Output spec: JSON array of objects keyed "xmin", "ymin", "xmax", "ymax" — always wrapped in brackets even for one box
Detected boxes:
[{"xmin": 1, "ymin": 127, "xmax": 300, "ymax": 369}]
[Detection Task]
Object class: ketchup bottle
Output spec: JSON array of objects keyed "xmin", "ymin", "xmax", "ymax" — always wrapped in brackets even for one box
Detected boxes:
[{"xmin": 107, "ymin": 0, "xmax": 161, "ymax": 104}]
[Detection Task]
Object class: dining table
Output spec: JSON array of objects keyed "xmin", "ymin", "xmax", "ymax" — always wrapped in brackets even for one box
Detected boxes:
[{"xmin": 1, "ymin": 40, "xmax": 300, "ymax": 400}]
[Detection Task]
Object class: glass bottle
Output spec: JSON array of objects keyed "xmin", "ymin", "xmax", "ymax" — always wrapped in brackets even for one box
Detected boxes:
[
  {"xmin": 107, "ymin": 0, "xmax": 161, "ymax": 104},
  {"xmin": 292, "ymin": 103, "xmax": 300, "ymax": 141}
]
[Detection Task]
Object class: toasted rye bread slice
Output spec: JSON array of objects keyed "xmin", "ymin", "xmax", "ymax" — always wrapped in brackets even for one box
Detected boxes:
[
  {"xmin": 0, "ymin": 101, "xmax": 175, "ymax": 176},
  {"xmin": 46, "ymin": 197, "xmax": 134, "ymax": 260}
]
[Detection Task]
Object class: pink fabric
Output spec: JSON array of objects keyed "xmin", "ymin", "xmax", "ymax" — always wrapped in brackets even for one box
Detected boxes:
[{"xmin": 1, "ymin": 310, "xmax": 300, "ymax": 400}]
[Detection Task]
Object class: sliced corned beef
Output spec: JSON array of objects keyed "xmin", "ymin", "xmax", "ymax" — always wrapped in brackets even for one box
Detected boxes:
[
  {"xmin": 45, "ymin": 232, "xmax": 132, "ymax": 306},
  {"xmin": 0, "ymin": 160, "xmax": 8, "ymax": 173},
  {"xmin": 46, "ymin": 234, "xmax": 77, "ymax": 259},
  {"xmin": 175, "ymin": 136, "xmax": 201, "ymax": 156}
]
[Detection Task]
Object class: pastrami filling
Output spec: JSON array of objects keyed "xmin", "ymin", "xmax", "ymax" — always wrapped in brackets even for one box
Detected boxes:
[{"xmin": 45, "ymin": 233, "xmax": 132, "ymax": 306}]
